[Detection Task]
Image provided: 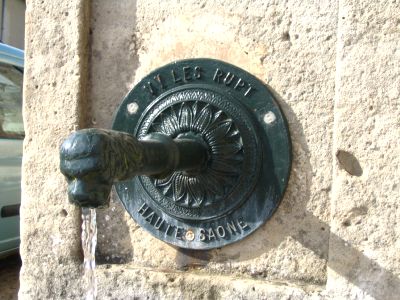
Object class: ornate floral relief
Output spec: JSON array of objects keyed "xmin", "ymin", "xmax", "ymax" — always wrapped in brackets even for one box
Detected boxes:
[{"xmin": 150, "ymin": 101, "xmax": 244, "ymax": 208}]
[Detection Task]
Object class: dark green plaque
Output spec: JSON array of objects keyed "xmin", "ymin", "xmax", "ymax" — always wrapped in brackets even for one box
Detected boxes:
[{"xmin": 112, "ymin": 58, "xmax": 291, "ymax": 249}]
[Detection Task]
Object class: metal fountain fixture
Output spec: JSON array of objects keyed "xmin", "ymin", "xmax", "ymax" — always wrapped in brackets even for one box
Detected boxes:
[{"xmin": 60, "ymin": 58, "xmax": 291, "ymax": 250}]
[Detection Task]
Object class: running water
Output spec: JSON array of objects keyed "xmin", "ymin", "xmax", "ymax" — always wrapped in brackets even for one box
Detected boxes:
[{"xmin": 81, "ymin": 208, "xmax": 98, "ymax": 300}]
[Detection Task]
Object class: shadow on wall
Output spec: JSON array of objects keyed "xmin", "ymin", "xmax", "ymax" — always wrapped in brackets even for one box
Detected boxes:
[
  {"xmin": 175, "ymin": 87, "xmax": 326, "ymax": 280},
  {"xmin": 174, "ymin": 88, "xmax": 400, "ymax": 300},
  {"xmin": 95, "ymin": 189, "xmax": 133, "ymax": 264},
  {"xmin": 90, "ymin": 0, "xmax": 139, "ymax": 265},
  {"xmin": 87, "ymin": 2, "xmax": 399, "ymax": 298}
]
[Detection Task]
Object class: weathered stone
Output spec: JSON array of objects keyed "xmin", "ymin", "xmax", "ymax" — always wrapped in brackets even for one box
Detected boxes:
[
  {"xmin": 91, "ymin": 0, "xmax": 337, "ymax": 286},
  {"xmin": 19, "ymin": 0, "xmax": 91, "ymax": 298},
  {"xmin": 327, "ymin": 1, "xmax": 400, "ymax": 299},
  {"xmin": 19, "ymin": 0, "xmax": 400, "ymax": 299},
  {"xmin": 95, "ymin": 265, "xmax": 325, "ymax": 300}
]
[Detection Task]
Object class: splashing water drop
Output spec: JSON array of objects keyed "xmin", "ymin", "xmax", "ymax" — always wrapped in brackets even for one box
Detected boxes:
[{"xmin": 81, "ymin": 208, "xmax": 97, "ymax": 300}]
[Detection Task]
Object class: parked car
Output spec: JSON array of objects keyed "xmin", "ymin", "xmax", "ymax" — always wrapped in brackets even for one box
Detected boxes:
[{"xmin": 0, "ymin": 43, "xmax": 23, "ymax": 258}]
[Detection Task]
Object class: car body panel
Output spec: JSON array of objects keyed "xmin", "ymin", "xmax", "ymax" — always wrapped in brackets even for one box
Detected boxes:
[
  {"xmin": 0, "ymin": 43, "xmax": 23, "ymax": 258},
  {"xmin": 0, "ymin": 44, "xmax": 24, "ymax": 68},
  {"xmin": 0, "ymin": 139, "xmax": 22, "ymax": 254}
]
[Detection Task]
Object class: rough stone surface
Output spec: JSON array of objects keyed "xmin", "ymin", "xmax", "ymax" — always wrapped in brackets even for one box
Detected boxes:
[
  {"xmin": 20, "ymin": 0, "xmax": 400, "ymax": 299},
  {"xmin": 19, "ymin": 0, "xmax": 90, "ymax": 299},
  {"xmin": 95, "ymin": 265, "xmax": 325, "ymax": 300},
  {"xmin": 326, "ymin": 1, "xmax": 400, "ymax": 299},
  {"xmin": 91, "ymin": 0, "xmax": 337, "ymax": 286}
]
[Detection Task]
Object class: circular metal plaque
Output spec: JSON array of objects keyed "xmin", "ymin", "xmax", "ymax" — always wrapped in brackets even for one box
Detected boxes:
[{"xmin": 113, "ymin": 58, "xmax": 291, "ymax": 249}]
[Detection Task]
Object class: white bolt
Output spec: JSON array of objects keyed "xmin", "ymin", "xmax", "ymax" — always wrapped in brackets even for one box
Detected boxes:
[
  {"xmin": 185, "ymin": 230, "xmax": 195, "ymax": 241},
  {"xmin": 127, "ymin": 102, "xmax": 139, "ymax": 115},
  {"xmin": 263, "ymin": 111, "xmax": 276, "ymax": 124}
]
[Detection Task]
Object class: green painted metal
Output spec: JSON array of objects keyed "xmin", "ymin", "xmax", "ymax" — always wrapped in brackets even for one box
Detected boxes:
[
  {"xmin": 60, "ymin": 129, "xmax": 208, "ymax": 208},
  {"xmin": 59, "ymin": 58, "xmax": 292, "ymax": 249}
]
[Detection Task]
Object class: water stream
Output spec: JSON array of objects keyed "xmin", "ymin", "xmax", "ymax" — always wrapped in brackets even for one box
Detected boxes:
[{"xmin": 81, "ymin": 208, "xmax": 98, "ymax": 300}]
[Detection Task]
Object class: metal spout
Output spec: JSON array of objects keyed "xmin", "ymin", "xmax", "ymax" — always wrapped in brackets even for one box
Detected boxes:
[{"xmin": 60, "ymin": 128, "xmax": 208, "ymax": 208}]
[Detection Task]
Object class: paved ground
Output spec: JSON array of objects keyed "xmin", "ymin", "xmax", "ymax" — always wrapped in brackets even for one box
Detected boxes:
[{"xmin": 0, "ymin": 254, "xmax": 20, "ymax": 300}]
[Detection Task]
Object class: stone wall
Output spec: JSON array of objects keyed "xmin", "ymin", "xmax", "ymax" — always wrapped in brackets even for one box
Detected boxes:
[{"xmin": 20, "ymin": 0, "xmax": 399, "ymax": 299}]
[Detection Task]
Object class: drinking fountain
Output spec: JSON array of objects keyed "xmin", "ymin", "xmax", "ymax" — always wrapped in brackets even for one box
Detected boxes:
[{"xmin": 60, "ymin": 58, "xmax": 291, "ymax": 250}]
